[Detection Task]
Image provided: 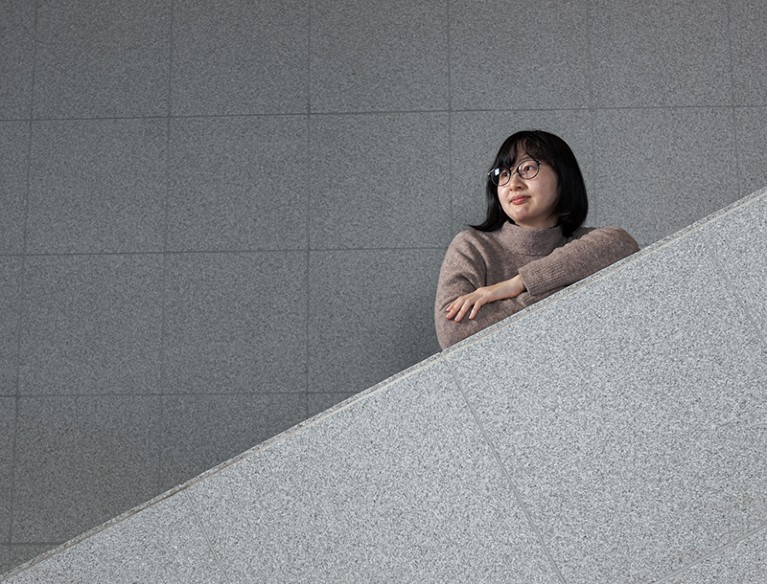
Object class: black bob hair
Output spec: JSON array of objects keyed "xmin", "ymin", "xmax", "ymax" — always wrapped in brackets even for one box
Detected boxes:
[{"xmin": 471, "ymin": 130, "xmax": 588, "ymax": 237}]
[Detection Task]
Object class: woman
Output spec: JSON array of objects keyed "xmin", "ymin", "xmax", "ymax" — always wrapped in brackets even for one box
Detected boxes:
[{"xmin": 435, "ymin": 130, "xmax": 639, "ymax": 349}]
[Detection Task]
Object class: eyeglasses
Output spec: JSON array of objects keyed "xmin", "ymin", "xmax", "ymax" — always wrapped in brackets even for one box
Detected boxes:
[{"xmin": 488, "ymin": 159, "xmax": 541, "ymax": 186}]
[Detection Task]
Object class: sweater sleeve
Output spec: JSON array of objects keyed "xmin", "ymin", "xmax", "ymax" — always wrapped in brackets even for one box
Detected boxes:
[
  {"xmin": 434, "ymin": 232, "xmax": 523, "ymax": 349},
  {"xmin": 517, "ymin": 226, "xmax": 640, "ymax": 297}
]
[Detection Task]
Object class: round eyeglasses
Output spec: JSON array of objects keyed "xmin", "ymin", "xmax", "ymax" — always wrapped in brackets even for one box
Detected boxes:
[{"xmin": 488, "ymin": 159, "xmax": 541, "ymax": 186}]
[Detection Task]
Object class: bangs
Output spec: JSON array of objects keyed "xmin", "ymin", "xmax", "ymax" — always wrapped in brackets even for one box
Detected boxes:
[{"xmin": 492, "ymin": 133, "xmax": 551, "ymax": 170}]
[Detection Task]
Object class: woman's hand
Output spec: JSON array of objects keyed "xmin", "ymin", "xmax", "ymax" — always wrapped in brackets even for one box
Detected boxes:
[{"xmin": 445, "ymin": 275, "xmax": 526, "ymax": 322}]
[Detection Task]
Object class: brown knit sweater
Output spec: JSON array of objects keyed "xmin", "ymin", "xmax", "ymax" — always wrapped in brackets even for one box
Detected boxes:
[{"xmin": 434, "ymin": 222, "xmax": 640, "ymax": 349}]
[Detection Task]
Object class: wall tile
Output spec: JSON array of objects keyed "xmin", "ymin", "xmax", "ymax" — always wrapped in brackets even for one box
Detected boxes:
[
  {"xmin": 3, "ymin": 494, "xmax": 226, "ymax": 584},
  {"xmin": 12, "ymin": 396, "xmax": 161, "ymax": 542},
  {"xmin": 159, "ymin": 393, "xmax": 307, "ymax": 490},
  {"xmin": 309, "ymin": 113, "xmax": 450, "ymax": 249},
  {"xmin": 187, "ymin": 361, "xmax": 561, "ymax": 583},
  {"xmin": 590, "ymin": 0, "xmax": 731, "ymax": 107},
  {"xmin": 447, "ymin": 228, "xmax": 767, "ymax": 584},
  {"xmin": 1, "ymin": 545, "xmax": 56, "ymax": 578},
  {"xmin": 663, "ymin": 528, "xmax": 767, "ymax": 584},
  {"xmin": 0, "ymin": 259, "xmax": 21, "ymax": 396},
  {"xmin": 311, "ymin": 0, "xmax": 448, "ymax": 112},
  {"xmin": 27, "ymin": 119, "xmax": 167, "ymax": 254},
  {"xmin": 450, "ymin": 111, "xmax": 594, "ymax": 233},
  {"xmin": 167, "ymin": 116, "xmax": 307, "ymax": 251},
  {"xmin": 732, "ymin": 0, "xmax": 767, "ymax": 106},
  {"xmin": 172, "ymin": 0, "xmax": 308, "ymax": 116},
  {"xmin": 0, "ymin": 545, "xmax": 9, "ymax": 576},
  {"xmin": 307, "ymin": 392, "xmax": 356, "ymax": 417},
  {"xmin": 0, "ymin": 398, "xmax": 14, "ymax": 543},
  {"xmin": 19, "ymin": 255, "xmax": 163, "ymax": 396},
  {"xmin": 0, "ymin": 0, "xmax": 34, "ymax": 120},
  {"xmin": 33, "ymin": 0, "xmax": 170, "ymax": 119},
  {"xmin": 592, "ymin": 108, "xmax": 736, "ymax": 247},
  {"xmin": 736, "ymin": 108, "xmax": 767, "ymax": 197},
  {"xmin": 450, "ymin": 0, "xmax": 589, "ymax": 110},
  {"xmin": 308, "ymin": 249, "xmax": 443, "ymax": 394},
  {"xmin": 0, "ymin": 122, "xmax": 29, "ymax": 255},
  {"xmin": 163, "ymin": 252, "xmax": 307, "ymax": 394}
]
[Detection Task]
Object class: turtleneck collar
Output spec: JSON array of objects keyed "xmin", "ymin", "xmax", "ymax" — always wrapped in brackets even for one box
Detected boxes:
[{"xmin": 495, "ymin": 220, "xmax": 567, "ymax": 255}]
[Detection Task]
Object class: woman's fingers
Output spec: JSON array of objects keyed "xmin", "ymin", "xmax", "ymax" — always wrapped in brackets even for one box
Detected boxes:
[{"xmin": 446, "ymin": 293, "xmax": 484, "ymax": 322}]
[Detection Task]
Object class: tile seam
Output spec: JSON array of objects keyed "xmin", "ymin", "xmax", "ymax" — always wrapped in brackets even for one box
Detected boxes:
[
  {"xmin": 725, "ymin": 0, "xmax": 743, "ymax": 199},
  {"xmin": 19, "ymin": 104, "xmax": 761, "ymax": 124},
  {"xmin": 156, "ymin": 0, "xmax": 174, "ymax": 494},
  {"xmin": 443, "ymin": 358, "xmax": 568, "ymax": 584},
  {"xmin": 182, "ymin": 490, "xmax": 234, "ymax": 584},
  {"xmin": 8, "ymin": 0, "xmax": 39, "ymax": 545},
  {"xmin": 649, "ymin": 521, "xmax": 767, "ymax": 584}
]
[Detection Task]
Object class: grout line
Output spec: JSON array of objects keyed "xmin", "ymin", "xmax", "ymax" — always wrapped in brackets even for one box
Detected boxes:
[
  {"xmin": 8, "ymin": 0, "xmax": 40, "ymax": 546},
  {"xmin": 650, "ymin": 521, "xmax": 767, "ymax": 584},
  {"xmin": 725, "ymin": 0, "xmax": 743, "ymax": 199},
  {"xmin": 18, "ymin": 104, "xmax": 762, "ymax": 124},
  {"xmin": 305, "ymin": 0, "xmax": 312, "ymax": 411},
  {"xmin": 155, "ymin": 0, "xmax": 175, "ymax": 496},
  {"xmin": 444, "ymin": 359, "xmax": 568, "ymax": 584},
  {"xmin": 305, "ymin": 112, "xmax": 312, "ymax": 419},
  {"xmin": 446, "ymin": 0, "xmax": 453, "ymax": 231},
  {"xmin": 16, "ymin": 245, "xmax": 449, "ymax": 258},
  {"xmin": 586, "ymin": 0, "xmax": 596, "ymax": 111},
  {"xmin": 181, "ymin": 491, "xmax": 234, "ymax": 584},
  {"xmin": 306, "ymin": 0, "xmax": 312, "ymax": 411}
]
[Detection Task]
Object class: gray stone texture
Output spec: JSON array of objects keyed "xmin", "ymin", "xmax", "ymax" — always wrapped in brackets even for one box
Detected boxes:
[
  {"xmin": 731, "ymin": 0, "xmax": 767, "ymax": 106},
  {"xmin": 159, "ymin": 393, "xmax": 308, "ymax": 490},
  {"xmin": 0, "ymin": 259, "xmax": 21, "ymax": 396},
  {"xmin": 171, "ymin": 0, "xmax": 308, "ymax": 116},
  {"xmin": 311, "ymin": 0, "xmax": 448, "ymax": 112},
  {"xmin": 591, "ymin": 108, "xmax": 737, "ymax": 247},
  {"xmin": 308, "ymin": 249, "xmax": 443, "ymax": 394},
  {"xmin": 309, "ymin": 113, "xmax": 451, "ymax": 249},
  {"xmin": 664, "ymin": 529, "xmax": 767, "ymax": 584},
  {"xmin": 709, "ymin": 190, "xmax": 767, "ymax": 343},
  {"xmin": 450, "ymin": 0, "xmax": 590, "ymax": 110},
  {"xmin": 19, "ymin": 255, "xmax": 164, "ymax": 396},
  {"xmin": 3, "ymin": 494, "xmax": 226, "ymax": 584},
  {"xmin": 0, "ymin": 123, "xmax": 28, "ymax": 255},
  {"xmin": 1, "ymin": 546, "xmax": 56, "ymax": 578},
  {"xmin": 167, "ymin": 115, "xmax": 308, "ymax": 251},
  {"xmin": 307, "ymin": 392, "xmax": 357, "ymax": 417},
  {"xmin": 0, "ymin": 0, "xmax": 34, "ymax": 120},
  {"xmin": 27, "ymin": 119, "xmax": 167, "ymax": 254},
  {"xmin": 186, "ymin": 360, "xmax": 561, "ymax": 584},
  {"xmin": 736, "ymin": 108, "xmax": 767, "ymax": 197},
  {"xmin": 0, "ymin": 399, "xmax": 14, "ymax": 543},
  {"xmin": 590, "ymin": 0, "xmax": 731, "ymax": 107},
  {"xmin": 12, "ymin": 396, "xmax": 161, "ymax": 542},
  {"xmin": 162, "ymin": 252, "xmax": 307, "ymax": 394},
  {"xmin": 33, "ymin": 0, "xmax": 171, "ymax": 119},
  {"xmin": 447, "ymin": 220, "xmax": 767, "ymax": 584}
]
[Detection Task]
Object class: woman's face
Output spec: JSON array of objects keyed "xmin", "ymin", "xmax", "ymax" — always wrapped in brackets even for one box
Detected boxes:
[{"xmin": 497, "ymin": 150, "xmax": 560, "ymax": 229}]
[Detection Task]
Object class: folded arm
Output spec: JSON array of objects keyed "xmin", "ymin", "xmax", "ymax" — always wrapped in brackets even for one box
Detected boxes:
[{"xmin": 518, "ymin": 227, "xmax": 640, "ymax": 298}]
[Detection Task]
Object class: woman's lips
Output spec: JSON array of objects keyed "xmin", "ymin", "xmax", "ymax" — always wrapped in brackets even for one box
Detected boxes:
[{"xmin": 511, "ymin": 195, "xmax": 530, "ymax": 205}]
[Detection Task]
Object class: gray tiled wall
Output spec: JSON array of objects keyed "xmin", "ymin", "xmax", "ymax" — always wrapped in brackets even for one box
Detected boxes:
[{"xmin": 2, "ymin": 0, "xmax": 766, "ymax": 574}]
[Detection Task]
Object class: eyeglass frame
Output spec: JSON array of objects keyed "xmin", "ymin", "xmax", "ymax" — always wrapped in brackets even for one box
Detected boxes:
[{"xmin": 487, "ymin": 158, "xmax": 542, "ymax": 187}]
